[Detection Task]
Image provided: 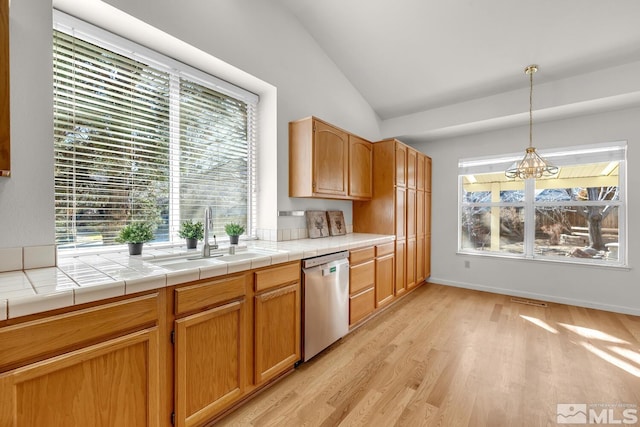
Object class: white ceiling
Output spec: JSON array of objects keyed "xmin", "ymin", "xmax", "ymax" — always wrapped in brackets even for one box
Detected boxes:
[{"xmin": 277, "ymin": 0, "xmax": 640, "ymax": 123}]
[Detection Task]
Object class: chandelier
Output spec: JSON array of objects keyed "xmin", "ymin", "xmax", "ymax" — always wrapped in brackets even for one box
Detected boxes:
[{"xmin": 505, "ymin": 65, "xmax": 558, "ymax": 179}]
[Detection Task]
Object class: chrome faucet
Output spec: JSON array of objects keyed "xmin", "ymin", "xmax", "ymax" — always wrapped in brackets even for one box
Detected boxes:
[{"xmin": 202, "ymin": 207, "xmax": 218, "ymax": 257}]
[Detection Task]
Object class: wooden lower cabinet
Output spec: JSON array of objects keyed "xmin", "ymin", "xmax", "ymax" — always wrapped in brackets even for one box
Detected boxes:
[
  {"xmin": 416, "ymin": 234, "xmax": 425, "ymax": 284},
  {"xmin": 349, "ymin": 288, "xmax": 375, "ymax": 325},
  {"xmin": 375, "ymin": 243, "xmax": 395, "ymax": 308},
  {"xmin": 253, "ymin": 262, "xmax": 301, "ymax": 386},
  {"xmin": 349, "ymin": 247, "xmax": 376, "ymax": 326},
  {"xmin": 254, "ymin": 282, "xmax": 301, "ymax": 385},
  {"xmin": 0, "ymin": 260, "xmax": 310, "ymax": 427},
  {"xmin": 0, "ymin": 328, "xmax": 160, "ymax": 427},
  {"xmin": 174, "ymin": 300, "xmax": 246, "ymax": 427},
  {"xmin": 0, "ymin": 295, "xmax": 163, "ymax": 427},
  {"xmin": 406, "ymin": 237, "xmax": 417, "ymax": 290},
  {"xmin": 395, "ymin": 239, "xmax": 407, "ymax": 296}
]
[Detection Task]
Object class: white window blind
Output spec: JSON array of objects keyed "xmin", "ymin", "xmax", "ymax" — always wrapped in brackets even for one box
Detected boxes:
[{"xmin": 53, "ymin": 13, "xmax": 257, "ymax": 248}]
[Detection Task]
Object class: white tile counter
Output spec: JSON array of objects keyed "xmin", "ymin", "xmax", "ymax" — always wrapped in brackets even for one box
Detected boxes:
[{"xmin": 0, "ymin": 233, "xmax": 394, "ymax": 320}]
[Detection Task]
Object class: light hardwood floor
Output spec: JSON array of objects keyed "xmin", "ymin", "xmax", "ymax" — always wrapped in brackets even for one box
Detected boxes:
[{"xmin": 217, "ymin": 283, "xmax": 640, "ymax": 426}]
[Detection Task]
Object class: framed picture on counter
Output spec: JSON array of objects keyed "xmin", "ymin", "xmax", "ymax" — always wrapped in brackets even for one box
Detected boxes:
[
  {"xmin": 327, "ymin": 210, "xmax": 346, "ymax": 236},
  {"xmin": 306, "ymin": 210, "xmax": 329, "ymax": 238}
]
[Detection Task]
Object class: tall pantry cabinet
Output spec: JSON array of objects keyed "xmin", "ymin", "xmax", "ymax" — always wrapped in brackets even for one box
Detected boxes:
[{"xmin": 353, "ymin": 139, "xmax": 431, "ymax": 295}]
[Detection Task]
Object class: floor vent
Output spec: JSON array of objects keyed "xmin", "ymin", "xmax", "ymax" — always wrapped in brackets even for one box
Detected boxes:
[{"xmin": 510, "ymin": 297, "xmax": 548, "ymax": 308}]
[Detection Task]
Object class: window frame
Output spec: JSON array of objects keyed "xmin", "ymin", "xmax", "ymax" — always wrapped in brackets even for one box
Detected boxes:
[
  {"xmin": 53, "ymin": 11, "xmax": 258, "ymax": 250},
  {"xmin": 458, "ymin": 142, "xmax": 627, "ymax": 267}
]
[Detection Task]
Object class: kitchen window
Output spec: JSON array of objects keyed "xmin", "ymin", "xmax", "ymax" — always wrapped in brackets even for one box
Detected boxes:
[
  {"xmin": 53, "ymin": 12, "xmax": 257, "ymax": 249},
  {"xmin": 458, "ymin": 142, "xmax": 627, "ymax": 266}
]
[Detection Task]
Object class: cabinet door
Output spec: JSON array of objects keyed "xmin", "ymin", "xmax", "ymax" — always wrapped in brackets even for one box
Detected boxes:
[
  {"xmin": 416, "ymin": 234, "xmax": 425, "ymax": 284},
  {"xmin": 313, "ymin": 120, "xmax": 348, "ymax": 197},
  {"xmin": 425, "ymin": 156, "xmax": 432, "ymax": 192},
  {"xmin": 407, "ymin": 148, "xmax": 417, "ymax": 189},
  {"xmin": 417, "ymin": 154, "xmax": 425, "ymax": 191},
  {"xmin": 395, "ymin": 143, "xmax": 407, "ymax": 187},
  {"xmin": 417, "ymin": 190, "xmax": 425, "ymax": 236},
  {"xmin": 254, "ymin": 282, "xmax": 301, "ymax": 385},
  {"xmin": 395, "ymin": 239, "xmax": 406, "ymax": 296},
  {"xmin": 395, "ymin": 187, "xmax": 406, "ymax": 239},
  {"xmin": 425, "ymin": 190, "xmax": 432, "ymax": 235},
  {"xmin": 348, "ymin": 135, "xmax": 372, "ymax": 199},
  {"xmin": 425, "ymin": 234, "xmax": 431, "ymax": 279},
  {"xmin": 174, "ymin": 300, "xmax": 246, "ymax": 427},
  {"xmin": 407, "ymin": 188, "xmax": 417, "ymax": 239},
  {"xmin": 407, "ymin": 237, "xmax": 417, "ymax": 290},
  {"xmin": 376, "ymin": 253, "xmax": 395, "ymax": 308},
  {"xmin": 0, "ymin": 328, "xmax": 160, "ymax": 427}
]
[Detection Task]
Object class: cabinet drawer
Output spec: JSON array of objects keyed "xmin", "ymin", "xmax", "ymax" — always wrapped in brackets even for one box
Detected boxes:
[
  {"xmin": 350, "ymin": 288, "xmax": 375, "ymax": 325},
  {"xmin": 0, "ymin": 293, "xmax": 159, "ymax": 371},
  {"xmin": 376, "ymin": 242, "xmax": 395, "ymax": 257},
  {"xmin": 175, "ymin": 275, "xmax": 245, "ymax": 315},
  {"xmin": 349, "ymin": 246, "xmax": 375, "ymax": 264},
  {"xmin": 254, "ymin": 262, "xmax": 300, "ymax": 292},
  {"xmin": 349, "ymin": 259, "xmax": 375, "ymax": 295}
]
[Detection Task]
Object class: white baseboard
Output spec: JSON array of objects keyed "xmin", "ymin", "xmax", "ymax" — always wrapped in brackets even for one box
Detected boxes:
[{"xmin": 428, "ymin": 276, "xmax": 640, "ymax": 316}]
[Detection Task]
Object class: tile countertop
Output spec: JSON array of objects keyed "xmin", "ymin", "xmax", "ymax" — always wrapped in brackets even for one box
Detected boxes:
[{"xmin": 0, "ymin": 233, "xmax": 394, "ymax": 321}]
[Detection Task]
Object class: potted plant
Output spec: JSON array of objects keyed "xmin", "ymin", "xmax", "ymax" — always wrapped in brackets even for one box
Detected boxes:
[
  {"xmin": 224, "ymin": 222, "xmax": 245, "ymax": 245},
  {"xmin": 178, "ymin": 219, "xmax": 204, "ymax": 249},
  {"xmin": 115, "ymin": 222, "xmax": 155, "ymax": 255}
]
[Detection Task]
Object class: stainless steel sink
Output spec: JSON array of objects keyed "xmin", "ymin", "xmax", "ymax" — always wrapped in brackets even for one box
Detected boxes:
[
  {"xmin": 148, "ymin": 248, "xmax": 280, "ymax": 270},
  {"xmin": 149, "ymin": 256, "xmax": 226, "ymax": 271},
  {"xmin": 216, "ymin": 250, "xmax": 275, "ymax": 262}
]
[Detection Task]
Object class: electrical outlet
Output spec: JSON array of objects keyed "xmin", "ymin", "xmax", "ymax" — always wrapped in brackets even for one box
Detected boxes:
[{"xmin": 464, "ymin": 260, "xmax": 470, "ymax": 268}]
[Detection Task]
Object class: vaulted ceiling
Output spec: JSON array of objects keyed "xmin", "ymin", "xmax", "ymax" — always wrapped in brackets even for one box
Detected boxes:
[{"xmin": 277, "ymin": 0, "xmax": 640, "ymax": 141}]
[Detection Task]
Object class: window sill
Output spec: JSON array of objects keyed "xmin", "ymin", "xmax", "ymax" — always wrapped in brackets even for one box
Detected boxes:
[{"xmin": 456, "ymin": 250, "xmax": 630, "ymax": 271}]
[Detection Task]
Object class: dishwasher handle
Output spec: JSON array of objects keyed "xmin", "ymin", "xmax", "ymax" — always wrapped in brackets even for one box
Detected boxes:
[{"xmin": 302, "ymin": 250, "xmax": 349, "ymax": 269}]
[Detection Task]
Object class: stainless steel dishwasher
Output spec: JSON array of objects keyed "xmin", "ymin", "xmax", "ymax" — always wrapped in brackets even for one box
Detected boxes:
[{"xmin": 302, "ymin": 250, "xmax": 350, "ymax": 362}]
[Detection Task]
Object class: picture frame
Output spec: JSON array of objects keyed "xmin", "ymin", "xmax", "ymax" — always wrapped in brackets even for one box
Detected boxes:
[
  {"xmin": 306, "ymin": 210, "xmax": 329, "ymax": 238},
  {"xmin": 327, "ymin": 210, "xmax": 346, "ymax": 236}
]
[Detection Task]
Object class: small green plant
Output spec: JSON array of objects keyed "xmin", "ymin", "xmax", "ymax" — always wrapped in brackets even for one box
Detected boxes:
[
  {"xmin": 115, "ymin": 222, "xmax": 155, "ymax": 244},
  {"xmin": 224, "ymin": 222, "xmax": 245, "ymax": 236},
  {"xmin": 178, "ymin": 220, "xmax": 204, "ymax": 240}
]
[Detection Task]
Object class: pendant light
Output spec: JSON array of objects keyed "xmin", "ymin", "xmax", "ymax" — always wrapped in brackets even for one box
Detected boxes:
[{"xmin": 505, "ymin": 65, "xmax": 558, "ymax": 179}]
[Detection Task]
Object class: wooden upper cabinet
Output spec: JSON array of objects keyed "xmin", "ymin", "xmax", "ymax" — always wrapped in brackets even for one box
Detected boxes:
[
  {"xmin": 289, "ymin": 117, "xmax": 371, "ymax": 200},
  {"xmin": 348, "ymin": 134, "xmax": 373, "ymax": 199},
  {"xmin": 417, "ymin": 154, "xmax": 425, "ymax": 191},
  {"xmin": 407, "ymin": 148, "xmax": 417, "ymax": 189},
  {"xmin": 395, "ymin": 143, "xmax": 407, "ymax": 187},
  {"xmin": 425, "ymin": 155, "xmax": 432, "ymax": 192},
  {"xmin": 1, "ymin": 0, "xmax": 9, "ymax": 177},
  {"xmin": 313, "ymin": 120, "xmax": 348, "ymax": 197}
]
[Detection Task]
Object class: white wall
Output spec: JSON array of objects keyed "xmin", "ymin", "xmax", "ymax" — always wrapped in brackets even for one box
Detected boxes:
[
  {"xmin": 413, "ymin": 107, "xmax": 639, "ymax": 315},
  {"xmin": 0, "ymin": 0, "xmax": 382, "ymax": 249},
  {"xmin": 87, "ymin": 0, "xmax": 383, "ymax": 232},
  {"xmin": 0, "ymin": 0, "xmax": 54, "ymax": 248}
]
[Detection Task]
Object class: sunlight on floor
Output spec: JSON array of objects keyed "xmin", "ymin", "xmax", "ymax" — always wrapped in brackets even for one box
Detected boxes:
[
  {"xmin": 520, "ymin": 315, "xmax": 558, "ymax": 334},
  {"xmin": 519, "ymin": 316, "xmax": 640, "ymax": 378},
  {"xmin": 580, "ymin": 342, "xmax": 640, "ymax": 378},
  {"xmin": 609, "ymin": 346, "xmax": 640, "ymax": 366},
  {"xmin": 558, "ymin": 323, "xmax": 630, "ymax": 344}
]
